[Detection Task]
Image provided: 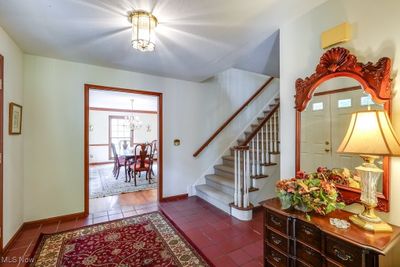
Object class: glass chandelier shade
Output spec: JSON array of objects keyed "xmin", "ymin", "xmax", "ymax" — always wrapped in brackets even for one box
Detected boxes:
[
  {"xmin": 125, "ymin": 99, "xmax": 142, "ymax": 130},
  {"xmin": 129, "ymin": 11, "xmax": 158, "ymax": 52}
]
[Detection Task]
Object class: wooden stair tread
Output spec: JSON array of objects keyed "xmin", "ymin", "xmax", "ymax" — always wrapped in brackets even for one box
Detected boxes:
[
  {"xmin": 250, "ymin": 174, "xmax": 269, "ymax": 179},
  {"xmin": 261, "ymin": 162, "xmax": 278, "ymax": 166}
]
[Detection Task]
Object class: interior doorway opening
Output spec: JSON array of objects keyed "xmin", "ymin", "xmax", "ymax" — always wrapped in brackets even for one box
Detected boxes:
[{"xmin": 84, "ymin": 85, "xmax": 162, "ymax": 215}]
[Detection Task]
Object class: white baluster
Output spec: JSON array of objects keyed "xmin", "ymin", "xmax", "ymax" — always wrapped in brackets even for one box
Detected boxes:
[
  {"xmin": 273, "ymin": 113, "xmax": 277, "ymax": 152},
  {"xmin": 256, "ymin": 132, "xmax": 260, "ymax": 177},
  {"xmin": 276, "ymin": 108, "xmax": 280, "ymax": 152},
  {"xmin": 234, "ymin": 149, "xmax": 238, "ymax": 206},
  {"xmin": 238, "ymin": 150, "xmax": 242, "ymax": 208},
  {"xmin": 251, "ymin": 139, "xmax": 255, "ymax": 177},
  {"xmin": 261, "ymin": 125, "xmax": 265, "ymax": 164},
  {"xmin": 265, "ymin": 124, "xmax": 269, "ymax": 163},
  {"xmin": 268, "ymin": 119, "xmax": 272, "ymax": 163},
  {"xmin": 242, "ymin": 150, "xmax": 248, "ymax": 208},
  {"xmin": 245, "ymin": 149, "xmax": 250, "ymax": 207}
]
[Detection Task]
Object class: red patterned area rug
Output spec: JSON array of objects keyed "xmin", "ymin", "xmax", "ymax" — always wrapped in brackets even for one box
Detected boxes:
[{"xmin": 30, "ymin": 212, "xmax": 210, "ymax": 267}]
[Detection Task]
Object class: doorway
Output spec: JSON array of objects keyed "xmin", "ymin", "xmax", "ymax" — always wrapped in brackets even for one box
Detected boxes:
[{"xmin": 84, "ymin": 84, "xmax": 163, "ymax": 215}]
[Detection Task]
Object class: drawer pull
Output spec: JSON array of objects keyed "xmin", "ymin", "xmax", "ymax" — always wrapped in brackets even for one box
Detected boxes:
[
  {"xmin": 304, "ymin": 228, "xmax": 313, "ymax": 235},
  {"xmin": 271, "ymin": 251, "xmax": 281, "ymax": 263},
  {"xmin": 305, "ymin": 248, "xmax": 315, "ymax": 256},
  {"xmin": 333, "ymin": 247, "xmax": 353, "ymax": 262},
  {"xmin": 271, "ymin": 215, "xmax": 281, "ymax": 226},
  {"xmin": 271, "ymin": 235, "xmax": 282, "ymax": 245}
]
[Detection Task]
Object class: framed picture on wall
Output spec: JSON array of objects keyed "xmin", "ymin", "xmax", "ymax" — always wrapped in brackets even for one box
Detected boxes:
[{"xmin": 9, "ymin": 102, "xmax": 22, "ymax": 135}]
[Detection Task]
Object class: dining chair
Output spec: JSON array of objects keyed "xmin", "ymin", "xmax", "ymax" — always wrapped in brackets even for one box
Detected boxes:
[
  {"xmin": 129, "ymin": 143, "xmax": 152, "ymax": 186},
  {"xmin": 111, "ymin": 143, "xmax": 125, "ymax": 179}
]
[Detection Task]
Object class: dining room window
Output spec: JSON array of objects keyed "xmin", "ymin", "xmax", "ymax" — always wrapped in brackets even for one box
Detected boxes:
[{"xmin": 109, "ymin": 115, "xmax": 133, "ymax": 158}]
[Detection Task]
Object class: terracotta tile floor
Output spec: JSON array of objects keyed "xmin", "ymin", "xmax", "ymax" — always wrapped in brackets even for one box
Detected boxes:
[{"xmin": 2, "ymin": 196, "xmax": 263, "ymax": 267}]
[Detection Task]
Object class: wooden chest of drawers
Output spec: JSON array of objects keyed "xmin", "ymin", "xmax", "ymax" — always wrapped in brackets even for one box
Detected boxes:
[{"xmin": 263, "ymin": 198, "xmax": 400, "ymax": 267}]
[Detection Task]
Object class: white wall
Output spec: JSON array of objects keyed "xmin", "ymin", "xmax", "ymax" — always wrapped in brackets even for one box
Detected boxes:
[
  {"xmin": 89, "ymin": 110, "xmax": 158, "ymax": 163},
  {"xmin": 23, "ymin": 55, "xmax": 276, "ymax": 221},
  {"xmin": 0, "ymin": 26, "xmax": 24, "ymax": 246},
  {"xmin": 280, "ymin": 0, "xmax": 400, "ymax": 228}
]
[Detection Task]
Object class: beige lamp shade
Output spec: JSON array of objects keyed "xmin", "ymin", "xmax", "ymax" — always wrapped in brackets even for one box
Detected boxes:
[{"xmin": 337, "ymin": 110, "xmax": 400, "ymax": 156}]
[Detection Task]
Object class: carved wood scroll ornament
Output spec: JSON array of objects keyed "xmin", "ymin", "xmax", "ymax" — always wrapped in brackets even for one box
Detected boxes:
[{"xmin": 295, "ymin": 47, "xmax": 392, "ymax": 111}]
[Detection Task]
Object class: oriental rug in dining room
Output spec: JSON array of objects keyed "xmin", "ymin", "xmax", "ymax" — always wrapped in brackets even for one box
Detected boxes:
[
  {"xmin": 30, "ymin": 212, "xmax": 210, "ymax": 267},
  {"xmin": 89, "ymin": 164, "xmax": 157, "ymax": 198}
]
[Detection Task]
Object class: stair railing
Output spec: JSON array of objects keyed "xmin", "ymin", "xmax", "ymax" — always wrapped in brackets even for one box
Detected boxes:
[
  {"xmin": 193, "ymin": 77, "xmax": 275, "ymax": 157},
  {"xmin": 232, "ymin": 103, "xmax": 280, "ymax": 209}
]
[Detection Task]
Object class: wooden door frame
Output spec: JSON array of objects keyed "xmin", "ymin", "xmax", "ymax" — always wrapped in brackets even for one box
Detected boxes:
[
  {"xmin": 84, "ymin": 84, "xmax": 163, "ymax": 215},
  {"xmin": 0, "ymin": 55, "xmax": 4, "ymax": 252}
]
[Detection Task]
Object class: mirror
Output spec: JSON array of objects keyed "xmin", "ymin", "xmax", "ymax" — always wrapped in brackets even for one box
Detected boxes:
[
  {"xmin": 295, "ymin": 47, "xmax": 392, "ymax": 211},
  {"xmin": 300, "ymin": 77, "xmax": 384, "ymax": 192}
]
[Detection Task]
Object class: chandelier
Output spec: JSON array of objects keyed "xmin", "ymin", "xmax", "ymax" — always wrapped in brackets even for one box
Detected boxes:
[
  {"xmin": 128, "ymin": 10, "xmax": 158, "ymax": 52},
  {"xmin": 125, "ymin": 99, "xmax": 143, "ymax": 130}
]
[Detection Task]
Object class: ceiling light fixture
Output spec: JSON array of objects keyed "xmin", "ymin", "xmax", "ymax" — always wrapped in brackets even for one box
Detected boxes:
[{"xmin": 128, "ymin": 10, "xmax": 158, "ymax": 52}]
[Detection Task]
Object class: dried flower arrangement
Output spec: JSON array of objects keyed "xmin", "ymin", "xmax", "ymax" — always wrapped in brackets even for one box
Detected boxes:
[{"xmin": 276, "ymin": 167, "xmax": 345, "ymax": 220}]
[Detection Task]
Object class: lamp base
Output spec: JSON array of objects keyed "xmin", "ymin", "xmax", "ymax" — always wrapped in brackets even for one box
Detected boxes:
[{"xmin": 349, "ymin": 214, "xmax": 393, "ymax": 232}]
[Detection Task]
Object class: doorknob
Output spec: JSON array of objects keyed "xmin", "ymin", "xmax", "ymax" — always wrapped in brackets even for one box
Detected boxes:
[
  {"xmin": 325, "ymin": 148, "xmax": 330, "ymax": 152},
  {"xmin": 325, "ymin": 141, "xmax": 330, "ymax": 145}
]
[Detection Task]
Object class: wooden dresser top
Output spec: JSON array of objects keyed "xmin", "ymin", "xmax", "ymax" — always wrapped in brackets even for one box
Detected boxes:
[{"xmin": 262, "ymin": 198, "xmax": 400, "ymax": 255}]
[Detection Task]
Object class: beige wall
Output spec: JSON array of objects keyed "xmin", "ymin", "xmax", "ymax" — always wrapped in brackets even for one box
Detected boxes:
[
  {"xmin": 23, "ymin": 55, "xmax": 276, "ymax": 221},
  {"xmin": 0, "ymin": 26, "xmax": 24, "ymax": 246}
]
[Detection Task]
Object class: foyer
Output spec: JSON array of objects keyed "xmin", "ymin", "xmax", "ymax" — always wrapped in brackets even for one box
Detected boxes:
[
  {"xmin": 4, "ymin": 197, "xmax": 263, "ymax": 267},
  {"xmin": 2, "ymin": 0, "xmax": 400, "ymax": 266}
]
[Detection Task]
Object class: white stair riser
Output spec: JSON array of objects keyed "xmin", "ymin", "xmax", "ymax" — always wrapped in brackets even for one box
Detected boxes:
[
  {"xmin": 261, "ymin": 165, "xmax": 278, "ymax": 177},
  {"xmin": 205, "ymin": 178, "xmax": 234, "ymax": 195},
  {"xmin": 223, "ymin": 158, "xmax": 234, "ymax": 167},
  {"xmin": 270, "ymin": 154, "xmax": 280, "ymax": 163},
  {"xmin": 214, "ymin": 168, "xmax": 234, "ymax": 178},
  {"xmin": 196, "ymin": 190, "xmax": 231, "ymax": 214}
]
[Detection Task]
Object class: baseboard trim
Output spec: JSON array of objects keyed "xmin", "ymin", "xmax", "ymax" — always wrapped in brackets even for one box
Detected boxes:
[
  {"xmin": 24, "ymin": 212, "xmax": 87, "ymax": 227},
  {"xmin": 89, "ymin": 161, "xmax": 113, "ymax": 166},
  {"xmin": 3, "ymin": 223, "xmax": 25, "ymax": 255},
  {"xmin": 160, "ymin": 194, "xmax": 188, "ymax": 202}
]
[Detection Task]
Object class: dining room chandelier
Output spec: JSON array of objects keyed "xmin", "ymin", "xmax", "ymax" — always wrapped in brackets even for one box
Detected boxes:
[
  {"xmin": 128, "ymin": 10, "xmax": 158, "ymax": 52},
  {"xmin": 125, "ymin": 99, "xmax": 143, "ymax": 130}
]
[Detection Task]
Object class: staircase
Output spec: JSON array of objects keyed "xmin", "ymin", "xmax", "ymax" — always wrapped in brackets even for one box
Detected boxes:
[{"xmin": 195, "ymin": 97, "xmax": 280, "ymax": 220}]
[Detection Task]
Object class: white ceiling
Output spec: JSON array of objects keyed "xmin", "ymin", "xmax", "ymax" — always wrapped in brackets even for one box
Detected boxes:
[
  {"xmin": 89, "ymin": 89, "xmax": 158, "ymax": 111},
  {"xmin": 0, "ymin": 0, "xmax": 326, "ymax": 81}
]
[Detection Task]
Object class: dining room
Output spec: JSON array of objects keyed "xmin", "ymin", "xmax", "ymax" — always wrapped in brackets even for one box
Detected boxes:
[{"xmin": 86, "ymin": 86, "xmax": 161, "ymax": 214}]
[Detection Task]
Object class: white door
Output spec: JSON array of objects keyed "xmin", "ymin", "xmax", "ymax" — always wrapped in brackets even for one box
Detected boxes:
[
  {"xmin": 330, "ymin": 90, "xmax": 384, "ymax": 191},
  {"xmin": 300, "ymin": 95, "xmax": 331, "ymax": 173},
  {"xmin": 330, "ymin": 90, "xmax": 365, "ymax": 170}
]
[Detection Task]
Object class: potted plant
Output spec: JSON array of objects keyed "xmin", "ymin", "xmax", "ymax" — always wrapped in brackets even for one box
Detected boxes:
[{"xmin": 276, "ymin": 167, "xmax": 345, "ymax": 220}]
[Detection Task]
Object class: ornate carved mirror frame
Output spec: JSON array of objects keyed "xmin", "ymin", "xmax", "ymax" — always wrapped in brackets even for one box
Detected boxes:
[{"xmin": 295, "ymin": 47, "xmax": 392, "ymax": 212}]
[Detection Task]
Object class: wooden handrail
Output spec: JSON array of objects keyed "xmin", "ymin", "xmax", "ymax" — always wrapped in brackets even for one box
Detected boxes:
[
  {"xmin": 193, "ymin": 77, "xmax": 275, "ymax": 157},
  {"xmin": 238, "ymin": 103, "xmax": 279, "ymax": 146}
]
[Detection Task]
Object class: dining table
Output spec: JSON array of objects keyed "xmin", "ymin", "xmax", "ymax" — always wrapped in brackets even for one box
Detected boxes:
[{"xmin": 119, "ymin": 148, "xmax": 138, "ymax": 182}]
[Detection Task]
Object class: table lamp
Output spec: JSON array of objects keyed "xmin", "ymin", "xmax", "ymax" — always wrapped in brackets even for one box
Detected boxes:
[{"xmin": 337, "ymin": 110, "xmax": 400, "ymax": 232}]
